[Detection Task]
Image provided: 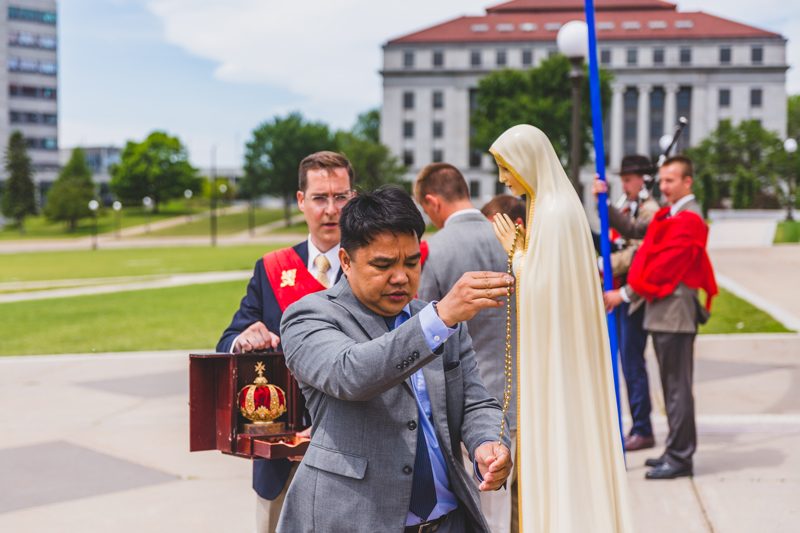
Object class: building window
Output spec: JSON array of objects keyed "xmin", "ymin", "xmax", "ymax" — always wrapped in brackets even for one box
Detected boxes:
[
  {"xmin": 627, "ymin": 48, "xmax": 637, "ymax": 66},
  {"xmin": 680, "ymin": 47, "xmax": 691, "ymax": 65},
  {"xmin": 432, "ymin": 121, "xmax": 443, "ymax": 138},
  {"xmin": 403, "ymin": 121, "xmax": 414, "ymax": 138},
  {"xmin": 600, "ymin": 49, "xmax": 611, "ymax": 65},
  {"xmin": 750, "ymin": 88, "xmax": 762, "ymax": 107},
  {"xmin": 20, "ymin": 59, "xmax": 38, "ymax": 72},
  {"xmin": 40, "ymin": 61, "xmax": 57, "ymax": 75},
  {"xmin": 403, "ymin": 150, "xmax": 414, "ymax": 167},
  {"xmin": 751, "ymin": 45, "xmax": 763, "ymax": 64},
  {"xmin": 24, "ymin": 112, "xmax": 39, "ymax": 123},
  {"xmin": 469, "ymin": 150, "xmax": 482, "ymax": 168},
  {"xmin": 469, "ymin": 180, "xmax": 481, "ymax": 198},
  {"xmin": 676, "ymin": 87, "xmax": 692, "ymax": 151},
  {"xmin": 39, "ymin": 35, "xmax": 56, "ymax": 49},
  {"xmin": 495, "ymin": 180, "xmax": 507, "ymax": 195},
  {"xmin": 8, "ymin": 7, "xmax": 57, "ymax": 24},
  {"xmin": 720, "ymin": 46, "xmax": 731, "ymax": 64},
  {"xmin": 719, "ymin": 89, "xmax": 731, "ymax": 107},
  {"xmin": 623, "ymin": 88, "xmax": 638, "ymax": 156},
  {"xmin": 403, "ymin": 91, "xmax": 414, "ymax": 110},
  {"xmin": 43, "ymin": 139, "xmax": 57, "ymax": 150},
  {"xmin": 471, "ymin": 50, "xmax": 482, "ymax": 67},
  {"xmin": 432, "ymin": 91, "xmax": 444, "ymax": 109},
  {"xmin": 7, "ymin": 57, "xmax": 19, "ymax": 71},
  {"xmin": 522, "ymin": 49, "xmax": 533, "ymax": 66},
  {"xmin": 433, "ymin": 50, "xmax": 444, "ymax": 68},
  {"xmin": 432, "ymin": 149, "xmax": 443, "ymax": 163},
  {"xmin": 43, "ymin": 88, "xmax": 56, "ymax": 99},
  {"xmin": 9, "ymin": 112, "xmax": 21, "ymax": 123},
  {"xmin": 404, "ymin": 51, "xmax": 414, "ymax": 68},
  {"xmin": 653, "ymin": 48, "xmax": 664, "ymax": 65},
  {"xmin": 496, "ymin": 50, "xmax": 507, "ymax": 66},
  {"xmin": 43, "ymin": 114, "xmax": 57, "ymax": 125},
  {"xmin": 649, "ymin": 87, "xmax": 665, "ymax": 158}
]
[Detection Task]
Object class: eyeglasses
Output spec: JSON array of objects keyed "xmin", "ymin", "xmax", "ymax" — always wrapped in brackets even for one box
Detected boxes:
[{"xmin": 304, "ymin": 190, "xmax": 356, "ymax": 209}]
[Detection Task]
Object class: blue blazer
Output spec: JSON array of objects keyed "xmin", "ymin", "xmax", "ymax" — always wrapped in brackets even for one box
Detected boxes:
[{"xmin": 216, "ymin": 240, "xmax": 343, "ymax": 500}]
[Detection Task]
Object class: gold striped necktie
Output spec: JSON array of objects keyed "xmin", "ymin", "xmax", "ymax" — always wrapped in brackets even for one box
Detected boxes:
[{"xmin": 314, "ymin": 254, "xmax": 331, "ymax": 289}]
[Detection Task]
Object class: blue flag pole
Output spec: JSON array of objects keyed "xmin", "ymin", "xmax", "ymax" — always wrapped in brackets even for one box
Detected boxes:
[{"xmin": 583, "ymin": 0, "xmax": 625, "ymax": 451}]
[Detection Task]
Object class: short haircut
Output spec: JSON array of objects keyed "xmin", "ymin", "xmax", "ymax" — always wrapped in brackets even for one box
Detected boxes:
[
  {"xmin": 298, "ymin": 151, "xmax": 355, "ymax": 192},
  {"xmin": 662, "ymin": 155, "xmax": 694, "ymax": 179},
  {"xmin": 414, "ymin": 163, "xmax": 470, "ymax": 204},
  {"xmin": 480, "ymin": 194, "xmax": 526, "ymax": 225},
  {"xmin": 340, "ymin": 186, "xmax": 426, "ymax": 257}
]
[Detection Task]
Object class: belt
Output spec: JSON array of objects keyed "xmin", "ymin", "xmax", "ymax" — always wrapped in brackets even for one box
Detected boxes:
[{"xmin": 404, "ymin": 513, "xmax": 448, "ymax": 533}]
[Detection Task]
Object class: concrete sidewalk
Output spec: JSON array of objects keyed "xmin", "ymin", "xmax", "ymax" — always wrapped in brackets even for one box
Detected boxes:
[{"xmin": 1, "ymin": 334, "xmax": 798, "ymax": 532}]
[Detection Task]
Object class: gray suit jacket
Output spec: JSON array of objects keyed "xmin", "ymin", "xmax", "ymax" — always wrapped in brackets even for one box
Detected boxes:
[
  {"xmin": 610, "ymin": 198, "xmax": 710, "ymax": 333},
  {"xmin": 278, "ymin": 277, "xmax": 508, "ymax": 533},
  {"xmin": 418, "ymin": 211, "xmax": 517, "ymax": 430}
]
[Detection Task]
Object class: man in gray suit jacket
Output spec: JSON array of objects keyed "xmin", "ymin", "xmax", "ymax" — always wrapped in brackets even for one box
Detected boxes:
[
  {"xmin": 414, "ymin": 163, "xmax": 518, "ymax": 533},
  {"xmin": 602, "ymin": 155, "xmax": 712, "ymax": 480},
  {"xmin": 279, "ymin": 187, "xmax": 513, "ymax": 533}
]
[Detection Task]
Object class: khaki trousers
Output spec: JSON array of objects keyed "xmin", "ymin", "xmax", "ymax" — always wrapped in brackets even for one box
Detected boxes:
[
  {"xmin": 462, "ymin": 430, "xmax": 518, "ymax": 533},
  {"xmin": 255, "ymin": 461, "xmax": 299, "ymax": 533}
]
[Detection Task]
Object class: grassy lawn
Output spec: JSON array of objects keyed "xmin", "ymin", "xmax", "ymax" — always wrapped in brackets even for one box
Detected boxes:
[
  {"xmin": 699, "ymin": 287, "xmax": 793, "ymax": 334},
  {"xmin": 0, "ymin": 202, "xmax": 202, "ymax": 240},
  {"xmin": 0, "ymin": 245, "xmax": 283, "ymax": 283},
  {"xmin": 0, "ymin": 278, "xmax": 793, "ymax": 357},
  {"xmin": 148, "ymin": 208, "xmax": 291, "ymax": 236},
  {"xmin": 774, "ymin": 221, "xmax": 800, "ymax": 244},
  {"xmin": 0, "ymin": 280, "xmax": 247, "ymax": 356}
]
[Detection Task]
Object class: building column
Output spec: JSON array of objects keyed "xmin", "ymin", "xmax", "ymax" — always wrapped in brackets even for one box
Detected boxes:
[
  {"xmin": 664, "ymin": 83, "xmax": 679, "ymax": 132},
  {"xmin": 636, "ymin": 83, "xmax": 653, "ymax": 156},
  {"xmin": 610, "ymin": 83, "xmax": 626, "ymax": 171}
]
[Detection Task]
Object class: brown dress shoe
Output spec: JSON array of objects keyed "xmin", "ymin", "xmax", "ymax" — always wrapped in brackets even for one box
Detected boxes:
[{"xmin": 624, "ymin": 433, "xmax": 655, "ymax": 451}]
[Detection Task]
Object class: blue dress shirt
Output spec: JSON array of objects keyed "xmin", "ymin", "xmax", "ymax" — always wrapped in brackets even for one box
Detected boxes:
[{"xmin": 390, "ymin": 303, "xmax": 459, "ymax": 526}]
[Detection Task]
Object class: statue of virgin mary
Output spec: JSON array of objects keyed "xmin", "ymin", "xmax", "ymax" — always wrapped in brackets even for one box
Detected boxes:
[{"xmin": 491, "ymin": 125, "xmax": 633, "ymax": 532}]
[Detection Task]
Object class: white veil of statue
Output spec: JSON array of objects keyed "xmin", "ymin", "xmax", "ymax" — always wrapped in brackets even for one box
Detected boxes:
[{"xmin": 490, "ymin": 125, "xmax": 633, "ymax": 533}]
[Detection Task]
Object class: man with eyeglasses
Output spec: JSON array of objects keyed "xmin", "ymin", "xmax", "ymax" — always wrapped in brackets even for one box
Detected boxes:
[{"xmin": 216, "ymin": 151, "xmax": 356, "ymax": 533}]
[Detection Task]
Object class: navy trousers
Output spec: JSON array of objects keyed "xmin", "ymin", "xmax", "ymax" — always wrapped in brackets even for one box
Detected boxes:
[{"xmin": 618, "ymin": 301, "xmax": 653, "ymax": 438}]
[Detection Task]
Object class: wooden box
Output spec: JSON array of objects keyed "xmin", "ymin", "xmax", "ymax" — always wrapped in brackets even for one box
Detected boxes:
[{"xmin": 189, "ymin": 351, "xmax": 310, "ymax": 460}]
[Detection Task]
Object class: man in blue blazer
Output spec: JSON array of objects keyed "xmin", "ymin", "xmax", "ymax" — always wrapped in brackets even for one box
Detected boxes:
[{"xmin": 216, "ymin": 151, "xmax": 354, "ymax": 533}]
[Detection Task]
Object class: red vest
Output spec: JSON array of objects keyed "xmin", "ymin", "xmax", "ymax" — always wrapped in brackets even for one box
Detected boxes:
[
  {"xmin": 263, "ymin": 248, "xmax": 328, "ymax": 312},
  {"xmin": 627, "ymin": 207, "xmax": 718, "ymax": 310}
]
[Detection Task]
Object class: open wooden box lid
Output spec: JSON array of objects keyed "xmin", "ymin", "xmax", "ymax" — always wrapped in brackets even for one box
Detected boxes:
[{"xmin": 189, "ymin": 351, "xmax": 310, "ymax": 460}]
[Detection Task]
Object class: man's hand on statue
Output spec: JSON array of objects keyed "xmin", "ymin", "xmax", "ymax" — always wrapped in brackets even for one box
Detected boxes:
[
  {"xmin": 475, "ymin": 442, "xmax": 512, "ymax": 491},
  {"xmin": 234, "ymin": 321, "xmax": 280, "ymax": 353},
  {"xmin": 288, "ymin": 426, "xmax": 312, "ymax": 462},
  {"xmin": 603, "ymin": 290, "xmax": 623, "ymax": 313},
  {"xmin": 436, "ymin": 272, "xmax": 515, "ymax": 328},
  {"xmin": 592, "ymin": 176, "xmax": 608, "ymax": 199},
  {"xmin": 492, "ymin": 213, "xmax": 525, "ymax": 255}
]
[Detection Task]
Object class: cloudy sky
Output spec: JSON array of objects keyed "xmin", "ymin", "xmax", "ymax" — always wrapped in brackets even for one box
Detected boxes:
[{"xmin": 59, "ymin": 0, "xmax": 799, "ymax": 167}]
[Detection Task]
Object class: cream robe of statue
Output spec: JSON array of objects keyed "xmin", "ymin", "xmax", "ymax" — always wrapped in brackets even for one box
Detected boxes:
[{"xmin": 490, "ymin": 125, "xmax": 633, "ymax": 533}]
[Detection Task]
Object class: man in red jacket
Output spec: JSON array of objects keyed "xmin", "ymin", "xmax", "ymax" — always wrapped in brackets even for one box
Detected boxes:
[{"xmin": 602, "ymin": 155, "xmax": 717, "ymax": 480}]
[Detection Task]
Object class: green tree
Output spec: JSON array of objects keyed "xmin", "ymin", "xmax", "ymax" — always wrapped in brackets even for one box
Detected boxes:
[
  {"xmin": 471, "ymin": 56, "xmax": 613, "ymax": 175},
  {"xmin": 687, "ymin": 119, "xmax": 784, "ymax": 208},
  {"xmin": 335, "ymin": 108, "xmax": 406, "ymax": 193},
  {"xmin": 110, "ymin": 131, "xmax": 200, "ymax": 213},
  {"xmin": 44, "ymin": 147, "xmax": 96, "ymax": 231},
  {"xmin": 0, "ymin": 131, "xmax": 37, "ymax": 234},
  {"xmin": 242, "ymin": 112, "xmax": 337, "ymax": 224},
  {"xmin": 788, "ymin": 94, "xmax": 800, "ymax": 139}
]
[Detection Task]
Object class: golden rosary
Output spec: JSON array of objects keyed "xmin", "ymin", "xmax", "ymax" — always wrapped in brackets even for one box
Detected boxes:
[{"xmin": 499, "ymin": 224, "xmax": 522, "ymax": 444}]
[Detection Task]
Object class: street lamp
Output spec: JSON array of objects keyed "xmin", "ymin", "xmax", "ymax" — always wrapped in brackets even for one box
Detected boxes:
[
  {"xmin": 112, "ymin": 201, "xmax": 122, "ymax": 239},
  {"xmin": 557, "ymin": 20, "xmax": 589, "ymax": 197},
  {"xmin": 785, "ymin": 138, "xmax": 797, "ymax": 222},
  {"xmin": 143, "ymin": 196, "xmax": 153, "ymax": 234},
  {"xmin": 184, "ymin": 189, "xmax": 193, "ymax": 222},
  {"xmin": 88, "ymin": 200, "xmax": 99, "ymax": 250}
]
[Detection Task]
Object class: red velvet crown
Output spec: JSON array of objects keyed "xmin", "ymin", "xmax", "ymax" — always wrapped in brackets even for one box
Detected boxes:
[{"xmin": 238, "ymin": 362, "xmax": 287, "ymax": 424}]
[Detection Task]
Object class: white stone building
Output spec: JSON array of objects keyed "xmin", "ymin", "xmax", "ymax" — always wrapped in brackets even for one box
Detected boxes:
[
  {"xmin": 0, "ymin": 0, "xmax": 58, "ymax": 203},
  {"xmin": 380, "ymin": 0, "xmax": 788, "ymax": 205}
]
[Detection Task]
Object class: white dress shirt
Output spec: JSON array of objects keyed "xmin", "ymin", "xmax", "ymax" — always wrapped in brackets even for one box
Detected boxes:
[{"xmin": 307, "ymin": 235, "xmax": 341, "ymax": 278}]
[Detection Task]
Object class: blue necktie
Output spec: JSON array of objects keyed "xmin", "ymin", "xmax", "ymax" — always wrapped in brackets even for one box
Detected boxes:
[{"xmin": 386, "ymin": 314, "xmax": 437, "ymax": 521}]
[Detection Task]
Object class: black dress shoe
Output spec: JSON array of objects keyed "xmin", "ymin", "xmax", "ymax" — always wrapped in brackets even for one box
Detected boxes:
[
  {"xmin": 645, "ymin": 462, "xmax": 693, "ymax": 480},
  {"xmin": 645, "ymin": 456, "xmax": 666, "ymax": 467},
  {"xmin": 625, "ymin": 434, "xmax": 655, "ymax": 451}
]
